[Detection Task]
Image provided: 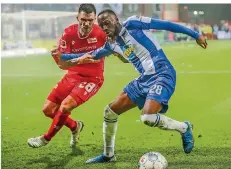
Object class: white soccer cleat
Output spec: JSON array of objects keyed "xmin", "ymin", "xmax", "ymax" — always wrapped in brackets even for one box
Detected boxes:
[
  {"xmin": 70, "ymin": 121, "xmax": 84, "ymax": 147},
  {"xmin": 27, "ymin": 135, "xmax": 49, "ymax": 148}
]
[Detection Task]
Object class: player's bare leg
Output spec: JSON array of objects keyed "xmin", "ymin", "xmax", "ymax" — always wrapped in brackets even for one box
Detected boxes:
[
  {"xmin": 42, "ymin": 100, "xmax": 60, "ymax": 118},
  {"xmin": 141, "ymin": 99, "xmax": 194, "ymax": 154},
  {"xmin": 28, "ymin": 95, "xmax": 84, "ymax": 148},
  {"xmin": 86, "ymin": 92, "xmax": 136, "ymax": 163},
  {"xmin": 28, "ymin": 99, "xmax": 81, "ymax": 147},
  {"xmin": 43, "ymin": 100, "xmax": 78, "ymax": 131},
  {"xmin": 42, "ymin": 99, "xmax": 83, "ymax": 147}
]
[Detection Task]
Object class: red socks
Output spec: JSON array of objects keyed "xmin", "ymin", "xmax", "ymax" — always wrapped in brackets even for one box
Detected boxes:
[
  {"xmin": 65, "ymin": 118, "xmax": 77, "ymax": 131},
  {"xmin": 45, "ymin": 111, "xmax": 77, "ymax": 132},
  {"xmin": 44, "ymin": 110, "xmax": 71, "ymax": 141}
]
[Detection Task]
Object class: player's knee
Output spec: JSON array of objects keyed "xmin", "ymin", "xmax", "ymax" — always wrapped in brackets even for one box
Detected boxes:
[
  {"xmin": 60, "ymin": 103, "xmax": 73, "ymax": 113},
  {"xmin": 60, "ymin": 96, "xmax": 78, "ymax": 113},
  {"xmin": 42, "ymin": 105, "xmax": 54, "ymax": 118},
  {"xmin": 104, "ymin": 105, "xmax": 119, "ymax": 121},
  {"xmin": 142, "ymin": 100, "xmax": 162, "ymax": 114},
  {"xmin": 109, "ymin": 92, "xmax": 135, "ymax": 114},
  {"xmin": 59, "ymin": 101, "xmax": 75, "ymax": 113},
  {"xmin": 140, "ymin": 114, "xmax": 160, "ymax": 127}
]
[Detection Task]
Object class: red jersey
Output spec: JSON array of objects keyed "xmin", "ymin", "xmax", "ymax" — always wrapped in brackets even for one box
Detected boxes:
[{"xmin": 58, "ymin": 24, "xmax": 107, "ymax": 78}]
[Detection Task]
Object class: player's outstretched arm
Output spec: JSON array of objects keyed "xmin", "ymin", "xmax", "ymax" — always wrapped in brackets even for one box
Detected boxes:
[
  {"xmin": 60, "ymin": 42, "xmax": 129, "ymax": 64},
  {"xmin": 61, "ymin": 42, "xmax": 114, "ymax": 63},
  {"xmin": 63, "ymin": 50, "xmax": 129, "ymax": 64},
  {"xmin": 125, "ymin": 16, "xmax": 200, "ymax": 39},
  {"xmin": 125, "ymin": 16, "xmax": 207, "ymax": 49},
  {"xmin": 148, "ymin": 19, "xmax": 207, "ymax": 48},
  {"xmin": 50, "ymin": 49, "xmax": 95, "ymax": 69},
  {"xmin": 88, "ymin": 43, "xmax": 129, "ymax": 63}
]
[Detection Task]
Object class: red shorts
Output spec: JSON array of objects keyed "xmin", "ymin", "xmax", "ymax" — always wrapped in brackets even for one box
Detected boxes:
[{"xmin": 47, "ymin": 73, "xmax": 104, "ymax": 105}]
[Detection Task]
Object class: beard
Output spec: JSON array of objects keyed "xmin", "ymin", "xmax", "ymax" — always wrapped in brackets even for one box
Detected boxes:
[{"xmin": 82, "ymin": 28, "xmax": 90, "ymax": 34}]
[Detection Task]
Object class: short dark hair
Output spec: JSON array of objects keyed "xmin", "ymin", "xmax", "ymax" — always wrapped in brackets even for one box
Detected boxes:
[
  {"xmin": 78, "ymin": 4, "xmax": 96, "ymax": 14},
  {"xmin": 97, "ymin": 9, "xmax": 118, "ymax": 19}
]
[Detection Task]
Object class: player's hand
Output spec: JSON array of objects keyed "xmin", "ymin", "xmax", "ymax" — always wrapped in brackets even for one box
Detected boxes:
[
  {"xmin": 51, "ymin": 48, "xmax": 61, "ymax": 58},
  {"xmin": 51, "ymin": 47, "xmax": 62, "ymax": 65},
  {"xmin": 76, "ymin": 53, "xmax": 100, "ymax": 64},
  {"xmin": 196, "ymin": 35, "xmax": 208, "ymax": 49}
]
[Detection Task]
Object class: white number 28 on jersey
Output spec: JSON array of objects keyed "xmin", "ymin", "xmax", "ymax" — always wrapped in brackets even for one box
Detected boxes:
[
  {"xmin": 149, "ymin": 84, "xmax": 163, "ymax": 95},
  {"xmin": 79, "ymin": 82, "xmax": 96, "ymax": 93}
]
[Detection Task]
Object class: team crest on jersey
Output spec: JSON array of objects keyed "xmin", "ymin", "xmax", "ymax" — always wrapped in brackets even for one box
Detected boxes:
[
  {"xmin": 72, "ymin": 41, "xmax": 75, "ymax": 45},
  {"xmin": 87, "ymin": 38, "xmax": 97, "ymax": 44}
]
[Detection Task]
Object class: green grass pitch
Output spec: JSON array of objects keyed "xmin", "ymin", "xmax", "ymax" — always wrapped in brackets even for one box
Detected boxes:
[{"xmin": 2, "ymin": 40, "xmax": 231, "ymax": 169}]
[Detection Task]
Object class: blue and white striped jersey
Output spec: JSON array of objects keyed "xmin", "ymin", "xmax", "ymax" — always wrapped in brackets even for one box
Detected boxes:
[
  {"xmin": 97, "ymin": 16, "xmax": 200, "ymax": 75},
  {"xmin": 109, "ymin": 16, "xmax": 172, "ymax": 75},
  {"xmin": 61, "ymin": 16, "xmax": 200, "ymax": 75}
]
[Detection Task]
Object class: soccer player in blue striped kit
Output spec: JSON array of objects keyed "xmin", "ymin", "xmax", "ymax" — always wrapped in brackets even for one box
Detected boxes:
[{"xmin": 62, "ymin": 9, "xmax": 207, "ymax": 163}]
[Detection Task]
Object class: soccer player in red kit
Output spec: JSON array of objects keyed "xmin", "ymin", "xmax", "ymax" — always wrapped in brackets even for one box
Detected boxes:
[{"xmin": 27, "ymin": 4, "xmax": 107, "ymax": 148}]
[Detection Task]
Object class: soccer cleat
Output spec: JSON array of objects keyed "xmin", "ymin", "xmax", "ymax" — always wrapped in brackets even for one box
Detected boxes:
[
  {"xmin": 181, "ymin": 121, "xmax": 194, "ymax": 154},
  {"xmin": 27, "ymin": 135, "xmax": 49, "ymax": 148},
  {"xmin": 70, "ymin": 121, "xmax": 84, "ymax": 147},
  {"xmin": 86, "ymin": 154, "xmax": 116, "ymax": 164}
]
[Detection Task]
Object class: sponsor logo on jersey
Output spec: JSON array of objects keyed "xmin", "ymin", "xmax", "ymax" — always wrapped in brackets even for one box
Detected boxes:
[
  {"xmin": 123, "ymin": 46, "xmax": 134, "ymax": 58},
  {"xmin": 71, "ymin": 45, "xmax": 97, "ymax": 52},
  {"xmin": 87, "ymin": 38, "xmax": 97, "ymax": 44}
]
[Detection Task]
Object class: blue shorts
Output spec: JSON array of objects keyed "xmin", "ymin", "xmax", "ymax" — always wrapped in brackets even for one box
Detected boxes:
[{"xmin": 124, "ymin": 69, "xmax": 176, "ymax": 113}]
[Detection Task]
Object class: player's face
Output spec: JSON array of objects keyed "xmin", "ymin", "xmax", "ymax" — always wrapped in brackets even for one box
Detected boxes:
[
  {"xmin": 98, "ymin": 13, "xmax": 118, "ymax": 43},
  {"xmin": 77, "ymin": 11, "xmax": 96, "ymax": 36}
]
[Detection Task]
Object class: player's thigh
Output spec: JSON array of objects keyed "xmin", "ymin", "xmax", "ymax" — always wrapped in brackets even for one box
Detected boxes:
[
  {"xmin": 47, "ymin": 74, "xmax": 76, "ymax": 105},
  {"xmin": 70, "ymin": 77, "xmax": 104, "ymax": 107},
  {"xmin": 109, "ymin": 91, "xmax": 137, "ymax": 115},
  {"xmin": 42, "ymin": 100, "xmax": 60, "ymax": 115},
  {"xmin": 123, "ymin": 78, "xmax": 146, "ymax": 110}
]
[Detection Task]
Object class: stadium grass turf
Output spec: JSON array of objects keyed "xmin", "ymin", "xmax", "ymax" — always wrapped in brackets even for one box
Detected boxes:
[{"xmin": 2, "ymin": 40, "xmax": 231, "ymax": 169}]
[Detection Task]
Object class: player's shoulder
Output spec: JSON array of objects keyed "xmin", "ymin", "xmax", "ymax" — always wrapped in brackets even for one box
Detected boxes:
[
  {"xmin": 125, "ymin": 15, "xmax": 151, "ymax": 22},
  {"xmin": 123, "ymin": 15, "xmax": 140, "ymax": 24},
  {"xmin": 123, "ymin": 15, "xmax": 151, "ymax": 29},
  {"xmin": 64, "ymin": 24, "xmax": 78, "ymax": 35},
  {"xmin": 123, "ymin": 15, "xmax": 141, "ymax": 29}
]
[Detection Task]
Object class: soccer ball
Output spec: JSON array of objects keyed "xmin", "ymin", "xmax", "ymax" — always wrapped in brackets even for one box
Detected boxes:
[{"xmin": 138, "ymin": 152, "xmax": 168, "ymax": 169}]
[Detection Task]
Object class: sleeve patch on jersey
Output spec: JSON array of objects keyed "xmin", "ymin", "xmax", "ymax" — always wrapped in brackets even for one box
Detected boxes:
[
  {"xmin": 140, "ymin": 16, "xmax": 151, "ymax": 23},
  {"xmin": 127, "ymin": 15, "xmax": 140, "ymax": 21},
  {"xmin": 60, "ymin": 39, "xmax": 67, "ymax": 48}
]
